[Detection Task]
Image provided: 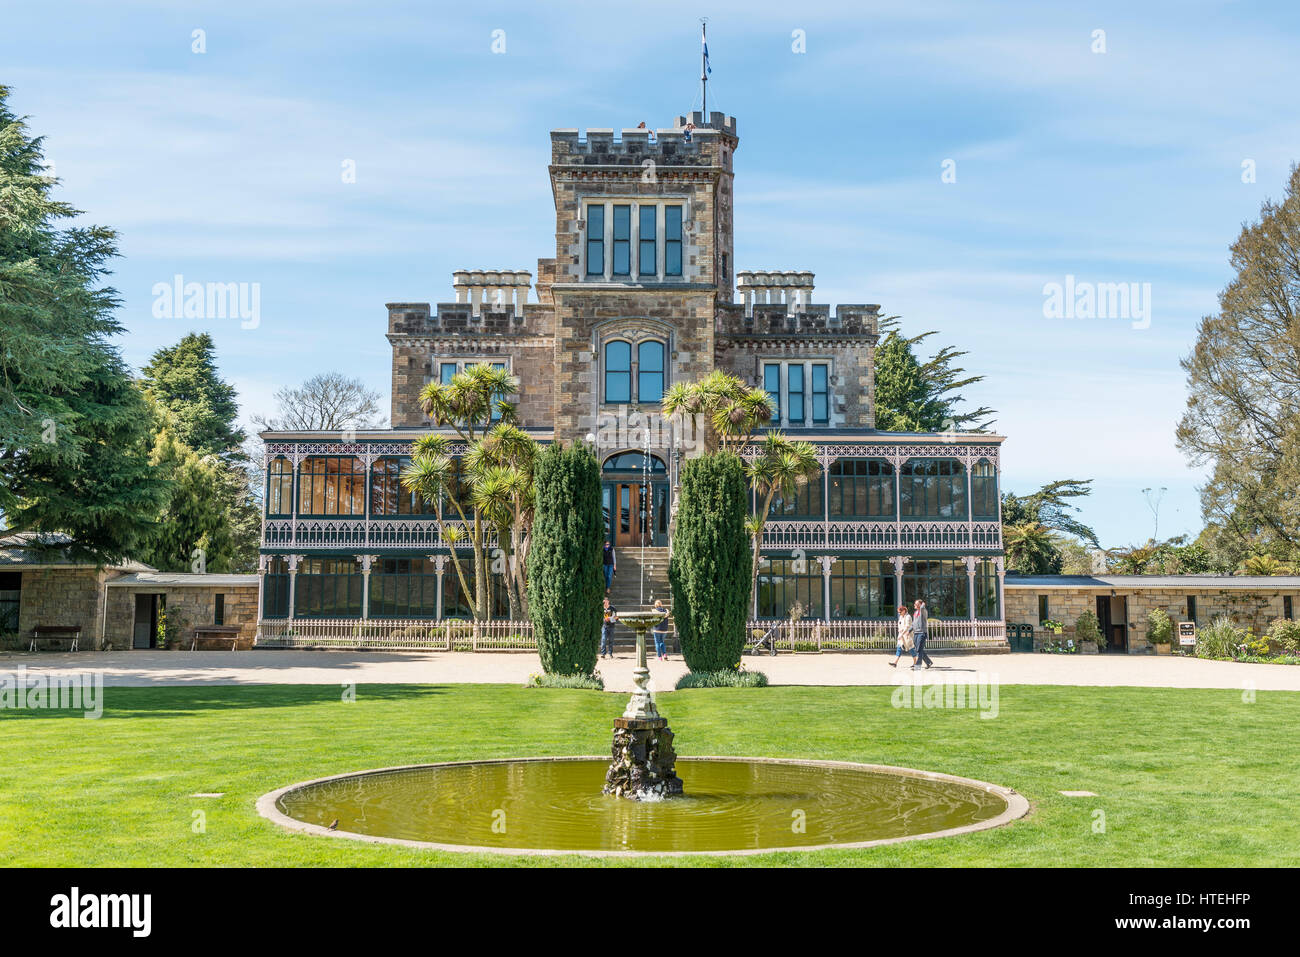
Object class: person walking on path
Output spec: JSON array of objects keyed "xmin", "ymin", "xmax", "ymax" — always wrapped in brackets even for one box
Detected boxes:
[
  {"xmin": 602, "ymin": 542, "xmax": 616, "ymax": 591},
  {"xmin": 600, "ymin": 597, "xmax": 617, "ymax": 658},
  {"xmin": 912, "ymin": 598, "xmax": 933, "ymax": 670},
  {"xmin": 651, "ymin": 599, "xmax": 671, "ymax": 660},
  {"xmin": 890, "ymin": 604, "xmax": 915, "ymax": 667}
]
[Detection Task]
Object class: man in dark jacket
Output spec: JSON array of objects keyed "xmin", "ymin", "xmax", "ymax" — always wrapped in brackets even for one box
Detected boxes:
[{"xmin": 912, "ymin": 599, "xmax": 933, "ymax": 670}]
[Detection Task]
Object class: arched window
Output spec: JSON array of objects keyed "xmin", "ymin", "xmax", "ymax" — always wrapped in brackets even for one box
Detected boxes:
[
  {"xmin": 972, "ymin": 459, "xmax": 999, "ymax": 520},
  {"xmin": 604, "ymin": 340, "xmax": 631, "ymax": 403},
  {"xmin": 638, "ymin": 341, "xmax": 665, "ymax": 403},
  {"xmin": 603, "ymin": 336, "xmax": 668, "ymax": 404},
  {"xmin": 602, "ymin": 452, "xmax": 667, "ymax": 473},
  {"xmin": 267, "ymin": 456, "xmax": 293, "ymax": 516},
  {"xmin": 899, "ymin": 459, "xmax": 967, "ymax": 520}
]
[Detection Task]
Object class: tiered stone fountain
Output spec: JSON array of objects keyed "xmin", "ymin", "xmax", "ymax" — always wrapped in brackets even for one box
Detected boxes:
[{"xmin": 603, "ymin": 609, "xmax": 684, "ymax": 800}]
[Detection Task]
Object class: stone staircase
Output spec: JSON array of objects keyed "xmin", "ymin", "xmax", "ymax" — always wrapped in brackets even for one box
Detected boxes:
[{"xmin": 606, "ymin": 547, "xmax": 672, "ymax": 653}]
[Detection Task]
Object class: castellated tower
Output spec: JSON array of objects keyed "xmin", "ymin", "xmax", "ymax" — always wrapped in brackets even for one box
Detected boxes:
[{"xmin": 542, "ymin": 112, "xmax": 739, "ymax": 443}]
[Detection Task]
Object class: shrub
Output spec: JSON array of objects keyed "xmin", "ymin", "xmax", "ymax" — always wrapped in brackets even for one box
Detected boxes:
[
  {"xmin": 526, "ymin": 671, "xmax": 604, "ymax": 690},
  {"xmin": 1269, "ymin": 617, "xmax": 1300, "ymax": 654},
  {"xmin": 1195, "ymin": 616, "xmax": 1246, "ymax": 659},
  {"xmin": 674, "ymin": 668, "xmax": 769, "ymax": 689},
  {"xmin": 669, "ymin": 452, "xmax": 750, "ymax": 673},
  {"xmin": 1146, "ymin": 607, "xmax": 1174, "ymax": 644},
  {"xmin": 528, "ymin": 442, "xmax": 604, "ymax": 675},
  {"xmin": 1075, "ymin": 610, "xmax": 1102, "ymax": 644}
]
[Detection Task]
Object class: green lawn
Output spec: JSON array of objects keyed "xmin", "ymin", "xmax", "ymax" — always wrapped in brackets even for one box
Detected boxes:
[{"xmin": 1, "ymin": 683, "xmax": 1295, "ymax": 866}]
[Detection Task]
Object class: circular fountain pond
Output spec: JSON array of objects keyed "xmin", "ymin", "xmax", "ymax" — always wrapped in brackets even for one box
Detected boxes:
[{"xmin": 259, "ymin": 757, "xmax": 1027, "ymax": 856}]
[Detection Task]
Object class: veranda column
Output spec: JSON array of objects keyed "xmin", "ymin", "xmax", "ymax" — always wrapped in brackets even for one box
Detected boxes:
[
  {"xmin": 432, "ymin": 555, "xmax": 447, "ymax": 619},
  {"xmin": 360, "ymin": 554, "xmax": 375, "ymax": 620},
  {"xmin": 290, "ymin": 447, "xmax": 301, "ymax": 548},
  {"xmin": 965, "ymin": 555, "xmax": 977, "ymax": 640},
  {"xmin": 287, "ymin": 554, "xmax": 301, "ymax": 623},
  {"xmin": 995, "ymin": 556, "xmax": 1006, "ymax": 630},
  {"xmin": 818, "ymin": 555, "xmax": 836, "ymax": 621},
  {"xmin": 256, "ymin": 555, "xmax": 268, "ymax": 639},
  {"xmin": 891, "ymin": 556, "xmax": 905, "ymax": 612}
]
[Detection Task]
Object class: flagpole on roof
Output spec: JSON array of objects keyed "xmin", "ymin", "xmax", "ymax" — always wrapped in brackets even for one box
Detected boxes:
[{"xmin": 700, "ymin": 18, "xmax": 709, "ymax": 118}]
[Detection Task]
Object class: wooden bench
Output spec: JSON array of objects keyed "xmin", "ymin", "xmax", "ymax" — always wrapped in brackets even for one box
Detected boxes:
[
  {"xmin": 30, "ymin": 625, "xmax": 82, "ymax": 652},
  {"xmin": 190, "ymin": 625, "xmax": 241, "ymax": 651}
]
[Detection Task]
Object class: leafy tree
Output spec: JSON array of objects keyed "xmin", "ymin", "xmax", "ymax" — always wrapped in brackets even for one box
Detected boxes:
[
  {"xmin": 138, "ymin": 334, "xmax": 259, "ymax": 571},
  {"xmin": 1241, "ymin": 554, "xmax": 1292, "ymax": 576},
  {"xmin": 873, "ymin": 315, "xmax": 994, "ymax": 432},
  {"xmin": 403, "ymin": 364, "xmax": 521, "ymax": 619},
  {"xmin": 527, "ymin": 442, "xmax": 603, "ymax": 675},
  {"xmin": 140, "ymin": 332, "xmax": 245, "ymax": 462},
  {"xmin": 0, "ymin": 86, "xmax": 167, "ymax": 561},
  {"xmin": 744, "ymin": 432, "xmax": 819, "ymax": 611},
  {"xmin": 668, "ymin": 452, "xmax": 750, "ymax": 672},
  {"xmin": 1004, "ymin": 522, "xmax": 1064, "ymax": 575},
  {"xmin": 1001, "ymin": 479, "xmax": 1098, "ymax": 547},
  {"xmin": 253, "ymin": 372, "xmax": 385, "ymax": 432},
  {"xmin": 141, "ymin": 413, "xmax": 235, "ymax": 572},
  {"xmin": 1177, "ymin": 165, "xmax": 1300, "ymax": 565},
  {"xmin": 662, "ymin": 369, "xmax": 772, "ymax": 453}
]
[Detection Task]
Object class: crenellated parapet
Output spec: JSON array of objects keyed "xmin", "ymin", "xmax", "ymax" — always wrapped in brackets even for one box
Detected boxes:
[
  {"xmin": 716, "ymin": 301, "xmax": 880, "ymax": 337},
  {"xmin": 550, "ymin": 112, "xmax": 738, "ymax": 172}
]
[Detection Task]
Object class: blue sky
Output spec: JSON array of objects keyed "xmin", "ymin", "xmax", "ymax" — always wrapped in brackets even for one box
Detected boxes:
[{"xmin": 5, "ymin": 0, "xmax": 1299, "ymax": 548}]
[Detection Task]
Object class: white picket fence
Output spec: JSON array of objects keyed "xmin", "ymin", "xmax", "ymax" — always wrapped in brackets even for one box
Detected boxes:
[
  {"xmin": 257, "ymin": 618, "xmax": 535, "ymax": 651},
  {"xmin": 746, "ymin": 618, "xmax": 1007, "ymax": 652},
  {"xmin": 256, "ymin": 616, "xmax": 1005, "ymax": 652}
]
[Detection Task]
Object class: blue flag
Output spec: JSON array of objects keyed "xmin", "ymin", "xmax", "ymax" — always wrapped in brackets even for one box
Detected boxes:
[{"xmin": 703, "ymin": 34, "xmax": 711, "ymax": 74}]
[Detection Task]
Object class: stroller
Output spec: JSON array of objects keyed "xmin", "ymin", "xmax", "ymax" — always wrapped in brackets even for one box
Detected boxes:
[{"xmin": 747, "ymin": 622, "xmax": 780, "ymax": 656}]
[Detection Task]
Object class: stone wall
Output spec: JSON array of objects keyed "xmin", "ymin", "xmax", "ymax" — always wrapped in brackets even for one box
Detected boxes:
[
  {"xmin": 15, "ymin": 567, "xmax": 109, "ymax": 648},
  {"xmin": 716, "ymin": 303, "xmax": 880, "ymax": 429},
  {"xmin": 1005, "ymin": 585, "xmax": 1300, "ymax": 653},
  {"xmin": 104, "ymin": 584, "xmax": 259, "ymax": 650}
]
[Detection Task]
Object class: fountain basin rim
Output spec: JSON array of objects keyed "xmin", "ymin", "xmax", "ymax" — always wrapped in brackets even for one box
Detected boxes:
[{"xmin": 257, "ymin": 756, "xmax": 1030, "ymax": 858}]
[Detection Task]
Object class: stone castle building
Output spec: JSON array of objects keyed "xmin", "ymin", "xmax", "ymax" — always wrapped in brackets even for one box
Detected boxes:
[{"xmin": 256, "ymin": 112, "xmax": 1010, "ymax": 647}]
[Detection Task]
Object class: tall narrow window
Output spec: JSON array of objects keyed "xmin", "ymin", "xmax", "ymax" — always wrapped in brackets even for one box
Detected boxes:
[
  {"xmin": 1187, "ymin": 595, "xmax": 1198, "ymax": 623},
  {"xmin": 763, "ymin": 363, "xmax": 781, "ymax": 422},
  {"xmin": 267, "ymin": 456, "xmax": 293, "ymax": 516},
  {"xmin": 612, "ymin": 205, "xmax": 631, "ymax": 276},
  {"xmin": 604, "ymin": 341, "xmax": 631, "ymax": 403},
  {"xmin": 1038, "ymin": 595, "xmax": 1050, "ymax": 623},
  {"xmin": 439, "ymin": 362, "xmax": 457, "ymax": 385},
  {"xmin": 1285, "ymin": 596, "xmax": 1294, "ymax": 620},
  {"xmin": 214, "ymin": 594, "xmax": 225, "ymax": 626},
  {"xmin": 811, "ymin": 363, "xmax": 829, "ymax": 424},
  {"xmin": 586, "ymin": 204, "xmax": 605, "ymax": 276},
  {"xmin": 787, "ymin": 364, "xmax": 805, "ymax": 425},
  {"xmin": 664, "ymin": 205, "xmax": 683, "ymax": 276},
  {"xmin": 638, "ymin": 341, "xmax": 665, "ymax": 403},
  {"xmin": 638, "ymin": 206, "xmax": 656, "ymax": 276}
]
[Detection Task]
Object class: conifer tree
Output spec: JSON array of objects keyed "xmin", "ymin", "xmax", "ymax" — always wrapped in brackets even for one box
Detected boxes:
[
  {"xmin": 0, "ymin": 86, "xmax": 166, "ymax": 561},
  {"xmin": 527, "ymin": 442, "xmax": 603, "ymax": 675}
]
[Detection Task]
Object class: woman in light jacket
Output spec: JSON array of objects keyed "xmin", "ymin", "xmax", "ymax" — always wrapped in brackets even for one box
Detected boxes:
[{"xmin": 891, "ymin": 604, "xmax": 915, "ymax": 667}]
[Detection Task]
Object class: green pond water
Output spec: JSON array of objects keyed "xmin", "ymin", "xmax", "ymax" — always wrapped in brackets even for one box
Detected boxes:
[{"xmin": 275, "ymin": 758, "xmax": 1011, "ymax": 853}]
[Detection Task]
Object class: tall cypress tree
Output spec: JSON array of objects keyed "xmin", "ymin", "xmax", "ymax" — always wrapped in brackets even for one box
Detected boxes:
[
  {"xmin": 669, "ymin": 452, "xmax": 750, "ymax": 672},
  {"xmin": 527, "ymin": 442, "xmax": 603, "ymax": 675},
  {"xmin": 0, "ymin": 85, "xmax": 167, "ymax": 562}
]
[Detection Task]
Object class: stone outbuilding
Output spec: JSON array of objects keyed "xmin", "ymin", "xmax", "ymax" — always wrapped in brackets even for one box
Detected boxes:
[
  {"xmin": 0, "ymin": 534, "xmax": 258, "ymax": 651},
  {"xmin": 1004, "ymin": 574, "xmax": 1300, "ymax": 653}
]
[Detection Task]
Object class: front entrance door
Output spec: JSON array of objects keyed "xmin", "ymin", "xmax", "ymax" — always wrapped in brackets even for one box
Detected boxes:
[
  {"xmin": 613, "ymin": 482, "xmax": 652, "ymax": 546},
  {"xmin": 133, "ymin": 594, "xmax": 159, "ymax": 649}
]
